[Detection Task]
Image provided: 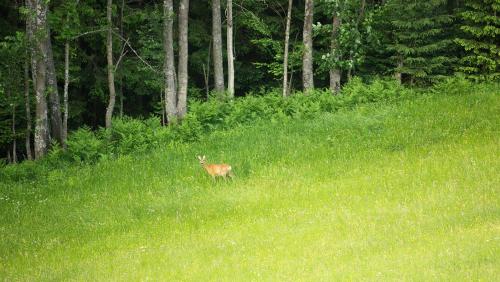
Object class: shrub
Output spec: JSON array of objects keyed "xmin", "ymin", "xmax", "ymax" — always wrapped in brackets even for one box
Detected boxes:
[
  {"xmin": 66, "ymin": 126, "xmax": 106, "ymax": 163},
  {"xmin": 2, "ymin": 76, "xmax": 418, "ymax": 171}
]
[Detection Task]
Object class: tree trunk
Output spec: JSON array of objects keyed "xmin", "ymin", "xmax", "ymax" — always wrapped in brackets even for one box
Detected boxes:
[
  {"xmin": 163, "ymin": 0, "xmax": 177, "ymax": 122},
  {"xmin": 6, "ymin": 89, "xmax": 18, "ymax": 164},
  {"xmin": 63, "ymin": 41, "xmax": 69, "ymax": 147},
  {"xmin": 329, "ymin": 15, "xmax": 341, "ymax": 94},
  {"xmin": 160, "ymin": 89, "xmax": 165, "ymax": 126},
  {"xmin": 12, "ymin": 102, "xmax": 17, "ymax": 164},
  {"xmin": 203, "ymin": 40, "xmax": 212, "ymax": 99},
  {"xmin": 24, "ymin": 51, "xmax": 33, "ymax": 160},
  {"xmin": 45, "ymin": 30, "xmax": 63, "ymax": 145},
  {"xmin": 105, "ymin": 0, "xmax": 117, "ymax": 129},
  {"xmin": 31, "ymin": 0, "xmax": 50, "ymax": 159},
  {"xmin": 302, "ymin": 0, "xmax": 314, "ymax": 92},
  {"xmin": 119, "ymin": 0, "xmax": 124, "ymax": 118},
  {"xmin": 395, "ymin": 59, "xmax": 403, "ymax": 84},
  {"xmin": 177, "ymin": 0, "xmax": 189, "ymax": 118},
  {"xmin": 26, "ymin": 0, "xmax": 37, "ymax": 98},
  {"xmin": 282, "ymin": 0, "xmax": 293, "ymax": 97},
  {"xmin": 226, "ymin": 0, "xmax": 235, "ymax": 98},
  {"xmin": 212, "ymin": 0, "xmax": 225, "ymax": 92}
]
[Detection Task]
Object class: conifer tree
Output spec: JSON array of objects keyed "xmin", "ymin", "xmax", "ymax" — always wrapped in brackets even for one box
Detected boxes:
[
  {"xmin": 455, "ymin": 0, "xmax": 500, "ymax": 81},
  {"xmin": 385, "ymin": 0, "xmax": 456, "ymax": 84}
]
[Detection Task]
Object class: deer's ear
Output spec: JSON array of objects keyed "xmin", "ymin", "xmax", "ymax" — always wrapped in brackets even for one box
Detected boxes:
[
  {"xmin": 203, "ymin": 155, "xmax": 206, "ymax": 160},
  {"xmin": 197, "ymin": 155, "xmax": 201, "ymax": 160}
]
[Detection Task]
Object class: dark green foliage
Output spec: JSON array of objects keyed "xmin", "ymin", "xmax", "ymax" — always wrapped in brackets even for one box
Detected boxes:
[
  {"xmin": 0, "ymin": 32, "xmax": 27, "ymax": 160},
  {"xmin": 66, "ymin": 127, "xmax": 106, "ymax": 163},
  {"xmin": 1, "ymin": 79, "xmax": 411, "ymax": 172},
  {"xmin": 455, "ymin": 0, "xmax": 500, "ymax": 81},
  {"xmin": 383, "ymin": 0, "xmax": 458, "ymax": 84}
]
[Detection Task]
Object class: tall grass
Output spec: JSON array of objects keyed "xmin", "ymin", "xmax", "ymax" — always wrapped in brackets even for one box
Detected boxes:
[{"xmin": 0, "ymin": 81, "xmax": 499, "ymax": 280}]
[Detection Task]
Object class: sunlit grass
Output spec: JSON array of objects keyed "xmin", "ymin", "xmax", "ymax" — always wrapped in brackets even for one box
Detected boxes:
[{"xmin": 1, "ymin": 90, "xmax": 499, "ymax": 280}]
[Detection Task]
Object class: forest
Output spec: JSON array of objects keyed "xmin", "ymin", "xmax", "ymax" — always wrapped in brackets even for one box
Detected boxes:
[
  {"xmin": 1, "ymin": 1, "xmax": 500, "ymax": 280},
  {"xmin": 0, "ymin": 0, "xmax": 498, "ymax": 163}
]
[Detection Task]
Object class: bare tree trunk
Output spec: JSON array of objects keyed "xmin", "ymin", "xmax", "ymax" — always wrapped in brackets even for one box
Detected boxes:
[
  {"xmin": 6, "ymin": 89, "xmax": 18, "ymax": 164},
  {"xmin": 226, "ymin": 0, "xmax": 234, "ymax": 98},
  {"xmin": 105, "ymin": 0, "xmax": 117, "ymax": 129},
  {"xmin": 203, "ymin": 39, "xmax": 212, "ymax": 99},
  {"xmin": 163, "ymin": 0, "xmax": 177, "ymax": 122},
  {"xmin": 282, "ymin": 0, "xmax": 293, "ymax": 97},
  {"xmin": 395, "ymin": 59, "xmax": 402, "ymax": 84},
  {"xmin": 212, "ymin": 0, "xmax": 225, "ymax": 93},
  {"xmin": 119, "ymin": 0, "xmax": 124, "ymax": 118},
  {"xmin": 63, "ymin": 42, "xmax": 69, "ymax": 147},
  {"xmin": 31, "ymin": 0, "xmax": 49, "ymax": 159},
  {"xmin": 46, "ymin": 31, "xmax": 63, "ymax": 145},
  {"xmin": 177, "ymin": 0, "xmax": 189, "ymax": 118},
  {"xmin": 160, "ymin": 89, "xmax": 165, "ymax": 126},
  {"xmin": 329, "ymin": 15, "xmax": 341, "ymax": 94},
  {"xmin": 302, "ymin": 0, "xmax": 314, "ymax": 92},
  {"xmin": 24, "ymin": 51, "xmax": 33, "ymax": 160},
  {"xmin": 26, "ymin": 0, "xmax": 37, "ymax": 90},
  {"xmin": 12, "ymin": 102, "xmax": 17, "ymax": 164}
]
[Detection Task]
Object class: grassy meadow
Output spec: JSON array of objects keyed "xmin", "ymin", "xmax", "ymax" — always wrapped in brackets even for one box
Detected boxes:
[{"xmin": 1, "ymin": 89, "xmax": 499, "ymax": 280}]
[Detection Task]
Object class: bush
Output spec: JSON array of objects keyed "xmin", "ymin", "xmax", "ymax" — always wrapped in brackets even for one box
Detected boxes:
[
  {"xmin": 431, "ymin": 75, "xmax": 475, "ymax": 96},
  {"xmin": 3, "ymin": 77, "xmax": 417, "ymax": 171},
  {"xmin": 66, "ymin": 126, "xmax": 106, "ymax": 163}
]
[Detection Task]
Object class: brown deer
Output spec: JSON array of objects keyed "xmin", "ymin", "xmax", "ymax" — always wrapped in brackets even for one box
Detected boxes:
[{"xmin": 197, "ymin": 155, "xmax": 234, "ymax": 180}]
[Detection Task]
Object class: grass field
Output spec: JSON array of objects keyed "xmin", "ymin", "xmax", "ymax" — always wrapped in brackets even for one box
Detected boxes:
[{"xmin": 1, "ymin": 90, "xmax": 499, "ymax": 280}]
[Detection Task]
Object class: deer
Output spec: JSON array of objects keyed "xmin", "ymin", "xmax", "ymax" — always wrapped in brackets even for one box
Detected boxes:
[{"xmin": 197, "ymin": 155, "xmax": 234, "ymax": 181}]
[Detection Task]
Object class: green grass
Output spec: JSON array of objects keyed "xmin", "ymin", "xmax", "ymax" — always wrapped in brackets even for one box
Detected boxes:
[{"xmin": 1, "ymin": 90, "xmax": 499, "ymax": 280}]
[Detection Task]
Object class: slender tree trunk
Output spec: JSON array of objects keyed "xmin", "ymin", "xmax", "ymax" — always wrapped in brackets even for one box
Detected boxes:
[
  {"xmin": 6, "ymin": 89, "xmax": 18, "ymax": 164},
  {"xmin": 105, "ymin": 0, "xmax": 117, "ymax": 129},
  {"xmin": 203, "ymin": 39, "xmax": 212, "ymax": 98},
  {"xmin": 226, "ymin": 0, "xmax": 235, "ymax": 98},
  {"xmin": 302, "ymin": 0, "xmax": 314, "ymax": 92},
  {"xmin": 282, "ymin": 0, "xmax": 293, "ymax": 97},
  {"xmin": 359, "ymin": 0, "xmax": 366, "ymax": 20},
  {"xmin": 177, "ymin": 0, "xmax": 189, "ymax": 118},
  {"xmin": 163, "ymin": 0, "xmax": 177, "ymax": 122},
  {"xmin": 395, "ymin": 58, "xmax": 402, "ymax": 84},
  {"xmin": 24, "ymin": 51, "xmax": 33, "ymax": 160},
  {"xmin": 12, "ymin": 102, "xmax": 17, "ymax": 164},
  {"xmin": 160, "ymin": 89, "xmax": 165, "ymax": 126},
  {"xmin": 31, "ymin": 0, "xmax": 49, "ymax": 159},
  {"xmin": 119, "ymin": 0, "xmax": 124, "ymax": 118},
  {"xmin": 330, "ymin": 15, "xmax": 341, "ymax": 94},
  {"xmin": 212, "ymin": 0, "xmax": 225, "ymax": 92},
  {"xmin": 63, "ymin": 41, "xmax": 69, "ymax": 147},
  {"xmin": 26, "ymin": 0, "xmax": 37, "ymax": 90},
  {"xmin": 45, "ymin": 30, "xmax": 63, "ymax": 145}
]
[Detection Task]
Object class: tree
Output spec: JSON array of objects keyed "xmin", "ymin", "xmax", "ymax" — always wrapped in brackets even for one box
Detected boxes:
[
  {"xmin": 282, "ymin": 0, "xmax": 293, "ymax": 97},
  {"xmin": 24, "ymin": 54, "xmax": 32, "ymax": 160},
  {"xmin": 385, "ymin": 0, "xmax": 456, "ymax": 84},
  {"xmin": 105, "ymin": 0, "xmax": 117, "ymax": 129},
  {"xmin": 163, "ymin": 0, "xmax": 177, "ymax": 122},
  {"xmin": 456, "ymin": 0, "xmax": 500, "ymax": 81},
  {"xmin": 227, "ymin": 0, "xmax": 235, "ymax": 98},
  {"xmin": 329, "ymin": 12, "xmax": 341, "ymax": 93},
  {"xmin": 177, "ymin": 0, "xmax": 190, "ymax": 118},
  {"xmin": 29, "ymin": 0, "xmax": 50, "ymax": 159},
  {"xmin": 302, "ymin": 0, "xmax": 315, "ymax": 92},
  {"xmin": 212, "ymin": 0, "xmax": 225, "ymax": 93},
  {"xmin": 46, "ymin": 29, "xmax": 63, "ymax": 145}
]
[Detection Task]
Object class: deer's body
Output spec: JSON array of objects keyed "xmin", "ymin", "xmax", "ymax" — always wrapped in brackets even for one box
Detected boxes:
[{"xmin": 198, "ymin": 155, "xmax": 234, "ymax": 180}]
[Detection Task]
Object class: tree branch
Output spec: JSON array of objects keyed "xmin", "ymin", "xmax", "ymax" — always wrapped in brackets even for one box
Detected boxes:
[{"xmin": 112, "ymin": 30, "xmax": 160, "ymax": 74}]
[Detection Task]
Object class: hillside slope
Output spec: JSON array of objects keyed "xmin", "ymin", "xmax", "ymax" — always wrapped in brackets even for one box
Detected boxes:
[{"xmin": 1, "ymin": 91, "xmax": 499, "ymax": 280}]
